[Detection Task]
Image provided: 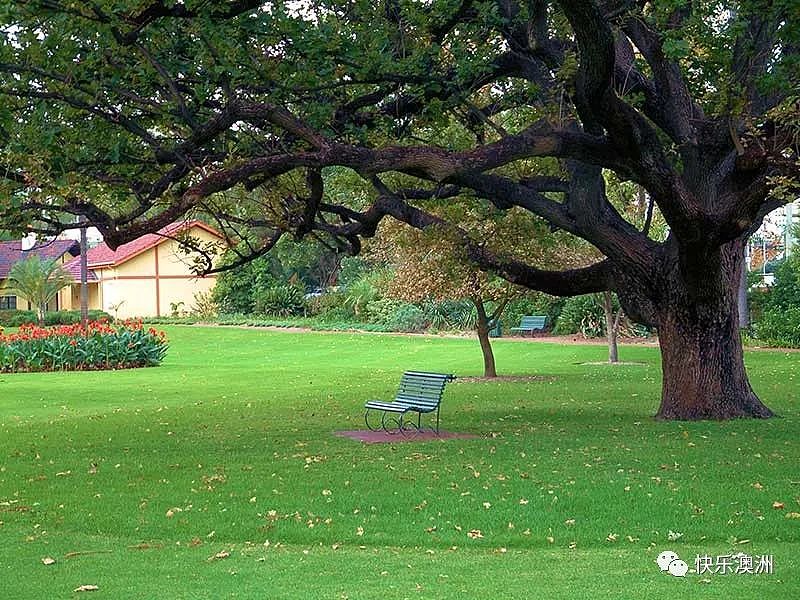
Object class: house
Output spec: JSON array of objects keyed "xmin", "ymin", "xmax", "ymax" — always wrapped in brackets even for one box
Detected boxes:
[
  {"xmin": 62, "ymin": 220, "xmax": 225, "ymax": 319},
  {"xmin": 0, "ymin": 238, "xmax": 80, "ymax": 311}
]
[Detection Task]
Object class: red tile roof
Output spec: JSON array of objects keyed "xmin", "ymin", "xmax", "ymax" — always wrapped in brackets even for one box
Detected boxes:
[
  {"xmin": 78, "ymin": 220, "xmax": 223, "ymax": 269},
  {"xmin": 63, "ymin": 258, "xmax": 99, "ymax": 283},
  {"xmin": 0, "ymin": 239, "xmax": 79, "ymax": 279}
]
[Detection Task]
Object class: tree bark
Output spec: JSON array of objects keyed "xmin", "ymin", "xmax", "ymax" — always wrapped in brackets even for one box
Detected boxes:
[
  {"xmin": 653, "ymin": 244, "xmax": 773, "ymax": 420},
  {"xmin": 473, "ymin": 298, "xmax": 497, "ymax": 378},
  {"xmin": 601, "ymin": 291, "xmax": 620, "ymax": 363}
]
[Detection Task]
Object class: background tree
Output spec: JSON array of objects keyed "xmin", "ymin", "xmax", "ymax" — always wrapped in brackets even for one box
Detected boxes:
[
  {"xmin": 4, "ymin": 256, "xmax": 73, "ymax": 325},
  {"xmin": 378, "ymin": 199, "xmax": 588, "ymax": 377},
  {"xmin": 1, "ymin": 1, "xmax": 798, "ymax": 419},
  {"xmin": 382, "ymin": 223, "xmax": 517, "ymax": 378}
]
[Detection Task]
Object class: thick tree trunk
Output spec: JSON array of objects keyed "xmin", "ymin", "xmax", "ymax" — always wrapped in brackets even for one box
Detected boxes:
[
  {"xmin": 473, "ymin": 298, "xmax": 497, "ymax": 378},
  {"xmin": 653, "ymin": 243, "xmax": 773, "ymax": 420}
]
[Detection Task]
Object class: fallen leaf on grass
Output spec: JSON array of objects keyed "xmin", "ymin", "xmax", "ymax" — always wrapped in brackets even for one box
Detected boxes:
[
  {"xmin": 74, "ymin": 585, "xmax": 99, "ymax": 592},
  {"xmin": 41, "ymin": 557, "xmax": 56, "ymax": 565},
  {"xmin": 64, "ymin": 550, "xmax": 112, "ymax": 559},
  {"xmin": 467, "ymin": 529, "xmax": 483, "ymax": 539},
  {"xmin": 785, "ymin": 512, "xmax": 800, "ymax": 519},
  {"xmin": 773, "ymin": 501, "xmax": 785, "ymax": 509},
  {"xmin": 209, "ymin": 550, "xmax": 230, "ymax": 561}
]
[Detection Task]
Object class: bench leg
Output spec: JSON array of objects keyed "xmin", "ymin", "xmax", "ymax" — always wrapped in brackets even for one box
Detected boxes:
[{"xmin": 365, "ymin": 409, "xmax": 380, "ymax": 431}]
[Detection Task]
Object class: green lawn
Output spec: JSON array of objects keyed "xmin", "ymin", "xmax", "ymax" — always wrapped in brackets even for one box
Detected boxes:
[{"xmin": 0, "ymin": 326, "xmax": 798, "ymax": 599}]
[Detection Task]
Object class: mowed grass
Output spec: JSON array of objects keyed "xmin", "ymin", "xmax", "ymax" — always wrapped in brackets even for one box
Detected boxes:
[{"xmin": 0, "ymin": 326, "xmax": 798, "ymax": 599}]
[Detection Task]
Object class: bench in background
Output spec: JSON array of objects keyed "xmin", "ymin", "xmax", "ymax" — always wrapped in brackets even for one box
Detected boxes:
[{"xmin": 509, "ymin": 315, "xmax": 547, "ymax": 336}]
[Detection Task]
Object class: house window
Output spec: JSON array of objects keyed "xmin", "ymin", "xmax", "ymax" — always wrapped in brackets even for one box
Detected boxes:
[{"xmin": 0, "ymin": 296, "xmax": 16, "ymax": 310}]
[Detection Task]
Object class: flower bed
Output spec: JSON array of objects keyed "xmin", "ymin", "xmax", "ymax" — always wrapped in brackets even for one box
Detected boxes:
[{"xmin": 0, "ymin": 320, "xmax": 168, "ymax": 372}]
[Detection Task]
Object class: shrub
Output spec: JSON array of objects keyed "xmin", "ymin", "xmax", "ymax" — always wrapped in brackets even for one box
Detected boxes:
[
  {"xmin": 315, "ymin": 305, "xmax": 357, "ymax": 323},
  {"xmin": 43, "ymin": 310, "xmax": 113, "ymax": 326},
  {"xmin": 766, "ymin": 257, "xmax": 800, "ymax": 312},
  {"xmin": 0, "ymin": 310, "xmax": 37, "ymax": 327},
  {"xmin": 0, "ymin": 310, "xmax": 113, "ymax": 327},
  {"xmin": 0, "ymin": 320, "xmax": 168, "ymax": 372},
  {"xmin": 190, "ymin": 291, "xmax": 219, "ymax": 319},
  {"xmin": 385, "ymin": 303, "xmax": 428, "ymax": 332},
  {"xmin": 502, "ymin": 294, "xmax": 564, "ymax": 331},
  {"xmin": 212, "ymin": 254, "xmax": 279, "ymax": 314},
  {"xmin": 553, "ymin": 294, "xmax": 605, "ymax": 337},
  {"xmin": 752, "ymin": 307, "xmax": 800, "ymax": 348},
  {"xmin": 364, "ymin": 298, "xmax": 405, "ymax": 324},
  {"xmin": 253, "ymin": 284, "xmax": 305, "ymax": 317},
  {"xmin": 306, "ymin": 291, "xmax": 354, "ymax": 319},
  {"xmin": 421, "ymin": 299, "xmax": 475, "ymax": 330}
]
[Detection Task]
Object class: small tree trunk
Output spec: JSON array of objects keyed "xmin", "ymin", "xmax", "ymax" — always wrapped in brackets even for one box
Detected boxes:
[
  {"xmin": 473, "ymin": 298, "xmax": 497, "ymax": 378},
  {"xmin": 80, "ymin": 218, "xmax": 89, "ymax": 327},
  {"xmin": 601, "ymin": 291, "xmax": 619, "ymax": 363},
  {"xmin": 737, "ymin": 263, "xmax": 749, "ymax": 329},
  {"xmin": 37, "ymin": 302, "xmax": 46, "ymax": 326}
]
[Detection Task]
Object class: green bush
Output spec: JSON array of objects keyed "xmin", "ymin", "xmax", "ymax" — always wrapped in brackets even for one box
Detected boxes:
[
  {"xmin": 43, "ymin": 310, "xmax": 113, "ymax": 325},
  {"xmin": 385, "ymin": 304, "xmax": 428, "ymax": 333},
  {"xmin": 364, "ymin": 298, "xmax": 404, "ymax": 324},
  {"xmin": 212, "ymin": 254, "xmax": 279, "ymax": 314},
  {"xmin": 306, "ymin": 291, "xmax": 354, "ymax": 319},
  {"xmin": 752, "ymin": 306, "xmax": 800, "ymax": 348},
  {"xmin": 0, "ymin": 310, "xmax": 112, "ymax": 327},
  {"xmin": 0, "ymin": 310, "xmax": 37, "ymax": 327},
  {"xmin": 254, "ymin": 284, "xmax": 306, "ymax": 317},
  {"xmin": 553, "ymin": 294, "xmax": 605, "ymax": 337},
  {"xmin": 502, "ymin": 294, "xmax": 564, "ymax": 331},
  {"xmin": 419, "ymin": 300, "xmax": 474, "ymax": 330},
  {"xmin": 766, "ymin": 257, "xmax": 800, "ymax": 312}
]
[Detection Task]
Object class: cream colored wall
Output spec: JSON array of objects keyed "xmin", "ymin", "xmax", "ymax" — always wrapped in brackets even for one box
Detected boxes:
[
  {"xmin": 98, "ymin": 266, "xmax": 158, "ymax": 319},
  {"xmin": 158, "ymin": 275, "xmax": 216, "ymax": 316},
  {"xmin": 93, "ymin": 227, "xmax": 222, "ymax": 318},
  {"xmin": 157, "ymin": 226, "xmax": 221, "ymax": 276},
  {"xmin": 68, "ymin": 283, "xmax": 101, "ymax": 313},
  {"xmin": 115, "ymin": 246, "xmax": 157, "ymax": 277}
]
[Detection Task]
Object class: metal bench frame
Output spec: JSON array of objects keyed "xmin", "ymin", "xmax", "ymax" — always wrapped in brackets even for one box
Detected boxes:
[{"xmin": 364, "ymin": 371, "xmax": 456, "ymax": 434}]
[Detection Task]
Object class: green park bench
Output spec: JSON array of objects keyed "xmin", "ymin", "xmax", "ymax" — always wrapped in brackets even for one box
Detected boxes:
[
  {"xmin": 509, "ymin": 315, "xmax": 548, "ymax": 336},
  {"xmin": 364, "ymin": 371, "xmax": 456, "ymax": 434}
]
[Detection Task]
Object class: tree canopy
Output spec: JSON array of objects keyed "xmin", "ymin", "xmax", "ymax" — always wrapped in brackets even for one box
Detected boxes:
[{"xmin": 0, "ymin": 1, "xmax": 798, "ymax": 419}]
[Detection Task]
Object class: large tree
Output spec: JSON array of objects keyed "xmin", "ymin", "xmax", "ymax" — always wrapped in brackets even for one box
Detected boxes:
[{"xmin": 1, "ymin": 1, "xmax": 798, "ymax": 419}]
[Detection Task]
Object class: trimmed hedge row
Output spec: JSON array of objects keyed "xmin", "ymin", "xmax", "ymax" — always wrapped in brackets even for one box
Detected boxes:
[{"xmin": 0, "ymin": 309, "xmax": 113, "ymax": 327}]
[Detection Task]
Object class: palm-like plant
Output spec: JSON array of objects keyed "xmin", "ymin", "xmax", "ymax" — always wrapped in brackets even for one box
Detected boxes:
[{"xmin": 5, "ymin": 256, "xmax": 73, "ymax": 324}]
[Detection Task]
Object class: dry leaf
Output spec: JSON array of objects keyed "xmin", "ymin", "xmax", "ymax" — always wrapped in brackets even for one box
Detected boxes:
[
  {"xmin": 210, "ymin": 550, "xmax": 230, "ymax": 561},
  {"xmin": 467, "ymin": 529, "xmax": 483, "ymax": 539},
  {"xmin": 752, "ymin": 482, "xmax": 764, "ymax": 490},
  {"xmin": 773, "ymin": 501, "xmax": 785, "ymax": 509},
  {"xmin": 41, "ymin": 557, "xmax": 56, "ymax": 565},
  {"xmin": 785, "ymin": 512, "xmax": 800, "ymax": 519},
  {"xmin": 74, "ymin": 585, "xmax": 99, "ymax": 592}
]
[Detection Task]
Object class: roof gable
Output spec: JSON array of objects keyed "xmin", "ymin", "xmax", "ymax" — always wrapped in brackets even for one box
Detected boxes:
[{"xmin": 82, "ymin": 220, "xmax": 223, "ymax": 269}]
